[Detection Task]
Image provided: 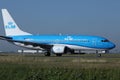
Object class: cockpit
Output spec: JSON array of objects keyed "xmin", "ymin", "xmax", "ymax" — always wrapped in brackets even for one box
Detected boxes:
[{"xmin": 101, "ymin": 39, "xmax": 109, "ymax": 42}]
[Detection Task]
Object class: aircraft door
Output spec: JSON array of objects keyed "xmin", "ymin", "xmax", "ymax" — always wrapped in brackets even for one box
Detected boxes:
[{"xmin": 92, "ymin": 38, "xmax": 97, "ymax": 47}]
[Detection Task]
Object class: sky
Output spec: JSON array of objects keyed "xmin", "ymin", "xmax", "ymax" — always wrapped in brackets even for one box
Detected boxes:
[{"xmin": 0, "ymin": 0, "xmax": 120, "ymax": 52}]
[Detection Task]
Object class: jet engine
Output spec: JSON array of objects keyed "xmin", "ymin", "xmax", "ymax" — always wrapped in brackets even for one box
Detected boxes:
[{"xmin": 52, "ymin": 45, "xmax": 67, "ymax": 54}]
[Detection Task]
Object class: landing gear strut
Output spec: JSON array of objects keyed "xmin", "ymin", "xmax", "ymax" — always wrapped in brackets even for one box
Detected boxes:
[{"xmin": 96, "ymin": 50, "xmax": 101, "ymax": 57}]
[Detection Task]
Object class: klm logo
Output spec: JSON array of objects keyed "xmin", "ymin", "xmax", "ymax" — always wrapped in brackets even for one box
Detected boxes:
[
  {"xmin": 5, "ymin": 22, "xmax": 16, "ymax": 29},
  {"xmin": 64, "ymin": 36, "xmax": 73, "ymax": 40}
]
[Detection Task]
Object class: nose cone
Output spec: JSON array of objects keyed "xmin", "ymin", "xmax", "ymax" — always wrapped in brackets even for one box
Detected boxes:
[{"xmin": 108, "ymin": 42, "xmax": 116, "ymax": 49}]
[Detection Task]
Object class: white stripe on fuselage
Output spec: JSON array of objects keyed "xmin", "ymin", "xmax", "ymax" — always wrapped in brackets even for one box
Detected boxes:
[
  {"xmin": 12, "ymin": 42, "xmax": 107, "ymax": 51},
  {"xmin": 13, "ymin": 42, "xmax": 44, "ymax": 50},
  {"xmin": 53, "ymin": 44, "xmax": 107, "ymax": 50}
]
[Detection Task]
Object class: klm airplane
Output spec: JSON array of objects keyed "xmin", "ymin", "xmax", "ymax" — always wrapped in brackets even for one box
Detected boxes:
[{"xmin": 0, "ymin": 9, "xmax": 115, "ymax": 56}]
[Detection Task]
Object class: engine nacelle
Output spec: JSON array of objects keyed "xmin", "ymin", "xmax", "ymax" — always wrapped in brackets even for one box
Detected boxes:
[{"xmin": 52, "ymin": 45, "xmax": 66, "ymax": 54}]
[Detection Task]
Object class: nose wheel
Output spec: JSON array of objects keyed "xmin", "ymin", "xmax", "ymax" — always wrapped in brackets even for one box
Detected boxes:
[
  {"xmin": 96, "ymin": 50, "xmax": 109, "ymax": 57},
  {"xmin": 97, "ymin": 53, "xmax": 101, "ymax": 57},
  {"xmin": 96, "ymin": 50, "xmax": 101, "ymax": 57}
]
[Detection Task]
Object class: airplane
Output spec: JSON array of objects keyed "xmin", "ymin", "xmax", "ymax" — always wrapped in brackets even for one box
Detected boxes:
[{"xmin": 0, "ymin": 9, "xmax": 115, "ymax": 56}]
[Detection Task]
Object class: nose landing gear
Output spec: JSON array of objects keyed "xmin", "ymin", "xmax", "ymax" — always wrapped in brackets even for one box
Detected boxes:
[{"xmin": 96, "ymin": 50, "xmax": 109, "ymax": 57}]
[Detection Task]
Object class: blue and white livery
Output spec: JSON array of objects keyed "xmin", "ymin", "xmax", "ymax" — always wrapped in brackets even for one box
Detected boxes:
[{"xmin": 0, "ymin": 9, "xmax": 115, "ymax": 56}]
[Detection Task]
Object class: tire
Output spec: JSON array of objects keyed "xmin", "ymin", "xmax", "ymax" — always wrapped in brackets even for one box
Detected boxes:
[
  {"xmin": 44, "ymin": 52, "xmax": 51, "ymax": 56},
  {"xmin": 97, "ymin": 54, "xmax": 101, "ymax": 57},
  {"xmin": 56, "ymin": 54, "xmax": 62, "ymax": 56}
]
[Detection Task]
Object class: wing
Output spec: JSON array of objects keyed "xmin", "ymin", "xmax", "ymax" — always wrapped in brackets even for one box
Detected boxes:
[{"xmin": 0, "ymin": 36, "xmax": 53, "ymax": 50}]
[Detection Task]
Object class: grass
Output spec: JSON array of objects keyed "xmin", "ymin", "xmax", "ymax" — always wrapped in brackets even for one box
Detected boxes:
[
  {"xmin": 0, "ymin": 53, "xmax": 120, "ymax": 80},
  {"xmin": 0, "ymin": 53, "xmax": 120, "ymax": 68}
]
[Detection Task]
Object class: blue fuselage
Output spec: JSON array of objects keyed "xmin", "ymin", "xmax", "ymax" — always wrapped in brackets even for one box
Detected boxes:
[{"xmin": 11, "ymin": 35, "xmax": 115, "ymax": 50}]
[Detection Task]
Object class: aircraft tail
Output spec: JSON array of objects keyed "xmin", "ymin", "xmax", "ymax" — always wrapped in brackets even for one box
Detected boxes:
[{"xmin": 1, "ymin": 9, "xmax": 32, "ymax": 36}]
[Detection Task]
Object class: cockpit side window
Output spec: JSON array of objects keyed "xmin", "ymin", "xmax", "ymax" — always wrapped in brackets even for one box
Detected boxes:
[{"xmin": 101, "ymin": 39, "xmax": 109, "ymax": 42}]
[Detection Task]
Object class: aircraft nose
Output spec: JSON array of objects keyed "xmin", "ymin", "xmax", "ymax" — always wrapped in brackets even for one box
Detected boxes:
[{"xmin": 108, "ymin": 42, "xmax": 116, "ymax": 49}]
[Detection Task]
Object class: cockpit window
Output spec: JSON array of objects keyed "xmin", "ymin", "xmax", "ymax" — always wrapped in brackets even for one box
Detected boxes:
[{"xmin": 101, "ymin": 39, "xmax": 109, "ymax": 42}]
